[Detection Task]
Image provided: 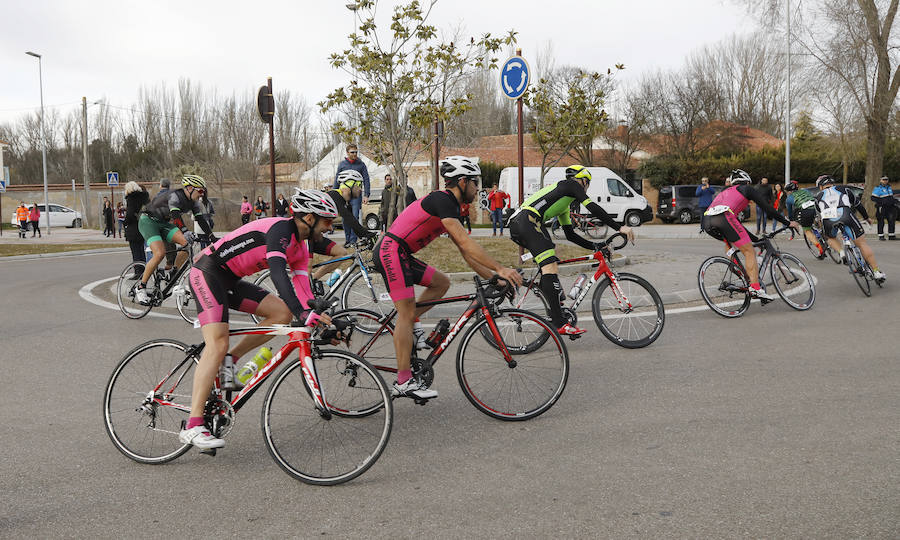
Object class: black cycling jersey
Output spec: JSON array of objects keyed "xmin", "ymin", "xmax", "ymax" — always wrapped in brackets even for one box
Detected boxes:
[
  {"xmin": 143, "ymin": 188, "xmax": 212, "ymax": 235},
  {"xmin": 327, "ymin": 189, "xmax": 373, "ymax": 239}
]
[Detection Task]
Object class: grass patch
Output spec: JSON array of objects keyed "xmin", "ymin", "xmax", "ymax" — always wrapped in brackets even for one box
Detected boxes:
[{"xmin": 0, "ymin": 243, "xmax": 122, "ymax": 257}]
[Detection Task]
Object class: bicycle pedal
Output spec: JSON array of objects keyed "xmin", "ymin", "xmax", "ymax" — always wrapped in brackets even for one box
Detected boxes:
[
  {"xmin": 567, "ymin": 334, "xmax": 582, "ymax": 341},
  {"xmin": 199, "ymin": 448, "xmax": 217, "ymax": 456},
  {"xmin": 413, "ymin": 397, "xmax": 431, "ymax": 406},
  {"xmin": 760, "ymin": 298, "xmax": 773, "ymax": 305}
]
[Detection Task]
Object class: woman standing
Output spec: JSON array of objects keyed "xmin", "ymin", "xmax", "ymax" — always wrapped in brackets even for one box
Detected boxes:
[
  {"xmin": 254, "ymin": 196, "xmax": 269, "ymax": 219},
  {"xmin": 124, "ymin": 181, "xmax": 150, "ymax": 278},
  {"xmin": 771, "ymin": 183, "xmax": 787, "ymax": 231},
  {"xmin": 103, "ymin": 200, "xmax": 114, "ymax": 237},
  {"xmin": 116, "ymin": 202, "xmax": 126, "ymax": 238},
  {"xmin": 28, "ymin": 202, "xmax": 41, "ymax": 238}
]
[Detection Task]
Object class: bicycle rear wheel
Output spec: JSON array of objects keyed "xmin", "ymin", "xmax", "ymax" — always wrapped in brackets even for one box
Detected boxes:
[
  {"xmin": 117, "ymin": 262, "xmax": 155, "ymax": 319},
  {"xmin": 583, "ymin": 219, "xmax": 607, "ymax": 239},
  {"xmin": 249, "ymin": 270, "xmax": 275, "ymax": 324},
  {"xmin": 847, "ymin": 248, "xmax": 871, "ymax": 296},
  {"xmin": 261, "ymin": 350, "xmax": 392, "ymax": 485},
  {"xmin": 456, "ymin": 308, "xmax": 569, "ymax": 421},
  {"xmin": 175, "ymin": 270, "xmax": 199, "ymax": 324},
  {"xmin": 770, "ymin": 253, "xmax": 815, "ymax": 310},
  {"xmin": 102, "ymin": 339, "xmax": 196, "ymax": 464},
  {"xmin": 591, "ymin": 272, "xmax": 665, "ymax": 348},
  {"xmin": 698, "ymin": 256, "xmax": 750, "ymax": 318},
  {"xmin": 340, "ymin": 269, "xmax": 390, "ymax": 317}
]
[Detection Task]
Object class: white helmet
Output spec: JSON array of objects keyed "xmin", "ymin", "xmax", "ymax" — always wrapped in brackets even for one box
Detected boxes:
[
  {"xmin": 440, "ymin": 156, "xmax": 481, "ymax": 183},
  {"xmin": 337, "ymin": 169, "xmax": 364, "ymax": 188},
  {"xmin": 289, "ymin": 188, "xmax": 338, "ymax": 218},
  {"xmin": 729, "ymin": 169, "xmax": 752, "ymax": 185}
]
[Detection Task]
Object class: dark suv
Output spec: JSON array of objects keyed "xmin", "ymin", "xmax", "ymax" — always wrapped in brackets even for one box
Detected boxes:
[{"xmin": 657, "ymin": 184, "xmax": 750, "ymax": 224}]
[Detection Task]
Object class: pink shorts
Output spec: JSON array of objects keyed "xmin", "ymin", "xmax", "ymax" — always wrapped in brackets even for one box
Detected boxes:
[{"xmin": 373, "ymin": 236, "xmax": 436, "ymax": 301}]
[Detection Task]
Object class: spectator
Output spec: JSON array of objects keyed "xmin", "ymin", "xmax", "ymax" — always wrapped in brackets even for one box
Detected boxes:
[
  {"xmin": 755, "ymin": 177, "xmax": 773, "ymax": 234},
  {"xmin": 872, "ymin": 175, "xmax": 897, "ymax": 240},
  {"xmin": 124, "ymin": 181, "xmax": 150, "ymax": 278},
  {"xmin": 333, "ymin": 143, "xmax": 370, "ymax": 244},
  {"xmin": 28, "ymin": 202, "xmax": 41, "ymax": 238},
  {"xmin": 771, "ymin": 183, "xmax": 787, "ymax": 230},
  {"xmin": 194, "ymin": 195, "xmax": 216, "ymax": 248},
  {"xmin": 116, "ymin": 202, "xmax": 126, "ymax": 238},
  {"xmin": 378, "ymin": 174, "xmax": 395, "ymax": 230},
  {"xmin": 695, "ymin": 177, "xmax": 716, "ymax": 215},
  {"xmin": 460, "ymin": 202, "xmax": 472, "ymax": 234},
  {"xmin": 16, "ymin": 202, "xmax": 29, "ymax": 238},
  {"xmin": 487, "ymin": 184, "xmax": 510, "ymax": 236},
  {"xmin": 274, "ymin": 193, "xmax": 289, "ymax": 217},
  {"xmin": 103, "ymin": 200, "xmax": 115, "ymax": 237},
  {"xmin": 240, "ymin": 195, "xmax": 252, "ymax": 225},
  {"xmin": 254, "ymin": 196, "xmax": 269, "ymax": 219},
  {"xmin": 158, "ymin": 178, "xmax": 171, "ymax": 197}
]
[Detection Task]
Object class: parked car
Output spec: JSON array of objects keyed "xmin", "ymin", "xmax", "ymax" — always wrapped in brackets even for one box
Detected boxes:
[
  {"xmin": 10, "ymin": 203, "xmax": 83, "ymax": 228},
  {"xmin": 657, "ymin": 184, "xmax": 750, "ymax": 224}
]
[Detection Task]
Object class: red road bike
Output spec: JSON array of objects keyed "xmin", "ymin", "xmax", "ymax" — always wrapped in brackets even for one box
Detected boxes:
[{"xmin": 102, "ymin": 299, "xmax": 393, "ymax": 485}]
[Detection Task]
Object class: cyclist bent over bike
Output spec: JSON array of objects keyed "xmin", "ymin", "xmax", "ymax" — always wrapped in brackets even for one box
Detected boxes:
[
  {"xmin": 373, "ymin": 156, "xmax": 522, "ymax": 400},
  {"xmin": 700, "ymin": 169, "xmax": 799, "ymax": 301},
  {"xmin": 508, "ymin": 165, "xmax": 633, "ymax": 336},
  {"xmin": 814, "ymin": 175, "xmax": 886, "ymax": 281},
  {"xmin": 179, "ymin": 189, "xmax": 338, "ymax": 449}
]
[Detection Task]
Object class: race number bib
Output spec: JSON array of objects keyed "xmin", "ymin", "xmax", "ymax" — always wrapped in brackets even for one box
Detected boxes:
[
  {"xmin": 704, "ymin": 205, "xmax": 730, "ymax": 216},
  {"xmin": 820, "ymin": 207, "xmax": 839, "ymax": 219},
  {"xmin": 378, "ymin": 292, "xmax": 392, "ymax": 302},
  {"xmin": 520, "ymin": 252, "xmax": 534, "ymax": 262},
  {"xmin": 800, "ymin": 200, "xmax": 815, "ymax": 209}
]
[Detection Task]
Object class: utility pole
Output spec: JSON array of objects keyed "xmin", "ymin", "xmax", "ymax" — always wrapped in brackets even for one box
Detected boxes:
[
  {"xmin": 82, "ymin": 97, "xmax": 91, "ymax": 227},
  {"xmin": 784, "ymin": 0, "xmax": 791, "ymax": 186}
]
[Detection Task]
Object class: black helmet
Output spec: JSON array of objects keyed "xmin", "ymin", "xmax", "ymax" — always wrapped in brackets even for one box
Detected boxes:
[{"xmin": 784, "ymin": 180, "xmax": 798, "ymax": 192}]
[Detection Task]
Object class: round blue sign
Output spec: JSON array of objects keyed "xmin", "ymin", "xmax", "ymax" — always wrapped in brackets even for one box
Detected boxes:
[{"xmin": 500, "ymin": 56, "xmax": 530, "ymax": 100}]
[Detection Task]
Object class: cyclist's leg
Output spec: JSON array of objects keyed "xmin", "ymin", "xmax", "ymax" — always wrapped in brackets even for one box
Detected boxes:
[
  {"xmin": 510, "ymin": 211, "xmax": 567, "ymax": 328},
  {"xmin": 412, "ymin": 262, "xmax": 449, "ymax": 319},
  {"xmin": 138, "ymin": 215, "xmax": 167, "ymax": 285},
  {"xmin": 394, "ymin": 297, "xmax": 416, "ymax": 376},
  {"xmin": 722, "ymin": 212, "xmax": 760, "ymax": 286}
]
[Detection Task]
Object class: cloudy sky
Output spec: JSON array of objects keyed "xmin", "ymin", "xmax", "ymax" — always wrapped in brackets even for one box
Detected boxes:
[{"xmin": 0, "ymin": 0, "xmax": 752, "ymax": 126}]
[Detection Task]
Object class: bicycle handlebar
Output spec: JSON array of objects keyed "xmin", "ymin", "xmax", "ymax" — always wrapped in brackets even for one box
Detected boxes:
[
  {"xmin": 763, "ymin": 224, "xmax": 795, "ymax": 241},
  {"xmin": 597, "ymin": 232, "xmax": 628, "ymax": 251}
]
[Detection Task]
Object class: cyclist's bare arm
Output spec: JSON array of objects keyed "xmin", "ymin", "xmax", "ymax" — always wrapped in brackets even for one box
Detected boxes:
[{"xmin": 442, "ymin": 218, "xmax": 522, "ymax": 285}]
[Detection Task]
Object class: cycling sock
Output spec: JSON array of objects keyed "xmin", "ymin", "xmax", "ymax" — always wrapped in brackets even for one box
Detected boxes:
[
  {"xmin": 186, "ymin": 417, "xmax": 205, "ymax": 430},
  {"xmin": 540, "ymin": 273, "xmax": 566, "ymax": 328},
  {"xmin": 397, "ymin": 369, "xmax": 412, "ymax": 385},
  {"xmin": 750, "ymin": 282, "xmax": 762, "ymax": 290}
]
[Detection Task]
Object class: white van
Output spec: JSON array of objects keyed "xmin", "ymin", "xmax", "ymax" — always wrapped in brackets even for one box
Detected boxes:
[{"xmin": 497, "ymin": 166, "xmax": 652, "ymax": 227}]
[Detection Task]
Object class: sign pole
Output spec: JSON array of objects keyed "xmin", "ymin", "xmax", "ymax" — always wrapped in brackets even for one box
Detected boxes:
[{"xmin": 268, "ymin": 77, "xmax": 276, "ymax": 214}]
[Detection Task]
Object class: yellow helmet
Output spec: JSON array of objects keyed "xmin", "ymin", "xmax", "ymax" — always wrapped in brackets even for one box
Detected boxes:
[
  {"xmin": 565, "ymin": 165, "xmax": 591, "ymax": 182},
  {"xmin": 182, "ymin": 174, "xmax": 207, "ymax": 189}
]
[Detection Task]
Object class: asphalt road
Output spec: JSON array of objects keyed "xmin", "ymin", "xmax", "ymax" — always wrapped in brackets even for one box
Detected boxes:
[{"xmin": 1, "ymin": 239, "xmax": 898, "ymax": 538}]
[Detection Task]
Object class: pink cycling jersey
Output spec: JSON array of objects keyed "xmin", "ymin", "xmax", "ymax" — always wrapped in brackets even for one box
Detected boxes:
[
  {"xmin": 386, "ymin": 190, "xmax": 460, "ymax": 252},
  {"xmin": 709, "ymin": 186, "xmax": 750, "ymax": 215}
]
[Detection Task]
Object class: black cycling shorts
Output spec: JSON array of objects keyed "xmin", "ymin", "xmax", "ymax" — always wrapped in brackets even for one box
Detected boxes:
[
  {"xmin": 822, "ymin": 211, "xmax": 864, "ymax": 239},
  {"xmin": 508, "ymin": 210, "xmax": 559, "ymax": 267},
  {"xmin": 793, "ymin": 206, "xmax": 817, "ymax": 229},
  {"xmin": 701, "ymin": 212, "xmax": 753, "ymax": 247}
]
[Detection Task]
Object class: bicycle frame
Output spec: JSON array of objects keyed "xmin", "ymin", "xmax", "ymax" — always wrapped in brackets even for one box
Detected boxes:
[
  {"xmin": 148, "ymin": 243, "xmax": 194, "ymax": 305},
  {"xmin": 722, "ymin": 226, "xmax": 793, "ymax": 284},
  {"xmin": 353, "ymin": 279, "xmax": 514, "ymax": 375},
  {"xmin": 309, "ymin": 244, "xmax": 379, "ymax": 303},
  {"xmin": 152, "ymin": 324, "xmax": 330, "ymax": 416}
]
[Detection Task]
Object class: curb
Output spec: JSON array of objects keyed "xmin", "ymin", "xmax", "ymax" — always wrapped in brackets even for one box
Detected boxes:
[{"xmin": 0, "ymin": 247, "xmax": 128, "ymax": 262}]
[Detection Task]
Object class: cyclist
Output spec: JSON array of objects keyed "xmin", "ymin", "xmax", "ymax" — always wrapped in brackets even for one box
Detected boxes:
[
  {"xmin": 373, "ymin": 156, "xmax": 522, "ymax": 400},
  {"xmin": 135, "ymin": 174, "xmax": 215, "ymax": 304},
  {"xmin": 700, "ymin": 169, "xmax": 799, "ymax": 301},
  {"xmin": 508, "ymin": 165, "xmax": 633, "ymax": 336},
  {"xmin": 814, "ymin": 175, "xmax": 885, "ymax": 281},
  {"xmin": 329, "ymin": 170, "xmax": 377, "ymax": 249},
  {"xmin": 784, "ymin": 180, "xmax": 825, "ymax": 258},
  {"xmin": 179, "ymin": 189, "xmax": 338, "ymax": 449}
]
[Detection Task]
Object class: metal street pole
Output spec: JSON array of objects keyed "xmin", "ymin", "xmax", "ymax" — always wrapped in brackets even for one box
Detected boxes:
[
  {"xmin": 784, "ymin": 0, "xmax": 791, "ymax": 186},
  {"xmin": 26, "ymin": 51, "xmax": 50, "ymax": 235},
  {"xmin": 82, "ymin": 97, "xmax": 91, "ymax": 227},
  {"xmin": 267, "ymin": 77, "xmax": 276, "ymax": 209}
]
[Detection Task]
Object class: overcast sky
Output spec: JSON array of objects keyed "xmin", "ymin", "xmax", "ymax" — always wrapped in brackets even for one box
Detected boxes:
[{"xmin": 0, "ymin": 0, "xmax": 752, "ymax": 127}]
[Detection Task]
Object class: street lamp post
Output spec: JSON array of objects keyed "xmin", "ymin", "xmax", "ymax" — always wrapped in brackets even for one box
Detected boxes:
[{"xmin": 26, "ymin": 51, "xmax": 50, "ymax": 236}]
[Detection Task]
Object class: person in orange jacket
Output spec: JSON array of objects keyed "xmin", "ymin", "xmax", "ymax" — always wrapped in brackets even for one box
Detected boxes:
[{"xmin": 15, "ymin": 202, "xmax": 29, "ymax": 238}]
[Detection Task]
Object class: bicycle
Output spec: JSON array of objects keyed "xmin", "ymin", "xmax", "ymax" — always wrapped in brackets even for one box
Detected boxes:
[
  {"xmin": 250, "ymin": 236, "xmax": 387, "ymax": 323},
  {"xmin": 698, "ymin": 225, "xmax": 816, "ymax": 318},
  {"xmin": 513, "ymin": 232, "xmax": 665, "ymax": 349},
  {"xmin": 835, "ymin": 222, "xmax": 884, "ymax": 296},
  {"xmin": 117, "ymin": 241, "xmax": 198, "ymax": 323},
  {"xmin": 803, "ymin": 215, "xmax": 842, "ymax": 264},
  {"xmin": 548, "ymin": 212, "xmax": 608, "ymax": 241},
  {"xmin": 102, "ymin": 298, "xmax": 393, "ymax": 485},
  {"xmin": 332, "ymin": 276, "xmax": 570, "ymax": 421}
]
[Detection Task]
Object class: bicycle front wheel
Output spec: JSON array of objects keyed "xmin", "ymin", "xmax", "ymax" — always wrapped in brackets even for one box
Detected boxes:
[
  {"xmin": 591, "ymin": 272, "xmax": 665, "ymax": 348},
  {"xmin": 102, "ymin": 339, "xmax": 196, "ymax": 464},
  {"xmin": 583, "ymin": 219, "xmax": 607, "ymax": 239},
  {"xmin": 847, "ymin": 248, "xmax": 871, "ymax": 297},
  {"xmin": 175, "ymin": 270, "xmax": 199, "ymax": 324},
  {"xmin": 698, "ymin": 256, "xmax": 750, "ymax": 318},
  {"xmin": 457, "ymin": 308, "xmax": 569, "ymax": 421},
  {"xmin": 117, "ymin": 262, "xmax": 155, "ymax": 319},
  {"xmin": 340, "ymin": 269, "xmax": 390, "ymax": 317},
  {"xmin": 261, "ymin": 350, "xmax": 392, "ymax": 485},
  {"xmin": 770, "ymin": 253, "xmax": 816, "ymax": 310}
]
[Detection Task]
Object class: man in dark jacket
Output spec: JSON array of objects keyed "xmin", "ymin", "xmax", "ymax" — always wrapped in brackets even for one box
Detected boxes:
[
  {"xmin": 695, "ymin": 177, "xmax": 716, "ymax": 214},
  {"xmin": 332, "ymin": 144, "xmax": 370, "ymax": 244},
  {"xmin": 124, "ymin": 181, "xmax": 150, "ymax": 278},
  {"xmin": 755, "ymin": 177, "xmax": 773, "ymax": 234}
]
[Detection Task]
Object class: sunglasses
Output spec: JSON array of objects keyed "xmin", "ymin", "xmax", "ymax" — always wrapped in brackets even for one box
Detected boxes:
[{"xmin": 348, "ymin": 151, "xmax": 358, "ymax": 155}]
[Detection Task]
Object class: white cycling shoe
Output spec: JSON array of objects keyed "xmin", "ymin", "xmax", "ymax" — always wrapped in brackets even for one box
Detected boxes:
[
  {"xmin": 873, "ymin": 270, "xmax": 886, "ymax": 281},
  {"xmin": 134, "ymin": 287, "xmax": 151, "ymax": 305},
  {"xmin": 179, "ymin": 426, "xmax": 225, "ymax": 449},
  {"xmin": 392, "ymin": 379, "xmax": 438, "ymax": 399},
  {"xmin": 750, "ymin": 288, "xmax": 776, "ymax": 301}
]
